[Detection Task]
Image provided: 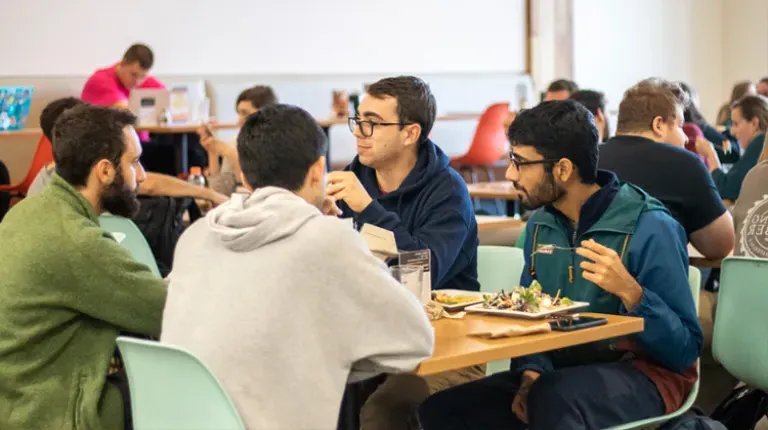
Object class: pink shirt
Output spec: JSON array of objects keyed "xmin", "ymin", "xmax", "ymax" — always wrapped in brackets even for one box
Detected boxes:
[{"xmin": 81, "ymin": 64, "xmax": 165, "ymax": 140}]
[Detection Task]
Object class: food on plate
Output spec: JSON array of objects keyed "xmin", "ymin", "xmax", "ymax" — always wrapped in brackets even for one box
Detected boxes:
[
  {"xmin": 431, "ymin": 291, "xmax": 486, "ymax": 306},
  {"xmin": 481, "ymin": 281, "xmax": 573, "ymax": 313}
]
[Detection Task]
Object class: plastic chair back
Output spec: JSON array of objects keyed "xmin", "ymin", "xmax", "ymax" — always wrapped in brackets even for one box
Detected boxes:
[
  {"xmin": 0, "ymin": 135, "xmax": 52, "ymax": 196},
  {"xmin": 713, "ymin": 257, "xmax": 768, "ymax": 391},
  {"xmin": 116, "ymin": 337, "xmax": 245, "ymax": 430},
  {"xmin": 605, "ymin": 266, "xmax": 701, "ymax": 429},
  {"xmin": 477, "ymin": 245, "xmax": 525, "ymax": 294},
  {"xmin": 477, "ymin": 245, "xmax": 525, "ymax": 375},
  {"xmin": 451, "ymin": 103, "xmax": 510, "ymax": 166},
  {"xmin": 99, "ymin": 214, "xmax": 161, "ymax": 277}
]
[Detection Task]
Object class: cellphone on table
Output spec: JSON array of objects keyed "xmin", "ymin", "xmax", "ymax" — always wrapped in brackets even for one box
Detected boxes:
[{"xmin": 549, "ymin": 315, "xmax": 608, "ymax": 331}]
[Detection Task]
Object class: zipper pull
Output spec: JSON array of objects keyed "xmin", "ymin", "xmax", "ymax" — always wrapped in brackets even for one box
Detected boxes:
[{"xmin": 568, "ymin": 265, "xmax": 574, "ymax": 283}]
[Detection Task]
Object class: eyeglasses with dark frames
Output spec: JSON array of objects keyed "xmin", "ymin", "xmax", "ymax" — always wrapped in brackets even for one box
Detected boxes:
[
  {"xmin": 508, "ymin": 152, "xmax": 560, "ymax": 170},
  {"xmin": 348, "ymin": 117, "xmax": 414, "ymax": 138}
]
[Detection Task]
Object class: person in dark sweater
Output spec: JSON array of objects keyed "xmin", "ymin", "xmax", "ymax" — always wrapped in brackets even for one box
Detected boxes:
[
  {"xmin": 419, "ymin": 100, "xmax": 702, "ymax": 430},
  {"xmin": 330, "ymin": 76, "xmax": 479, "ymax": 292},
  {"xmin": 696, "ymin": 94, "xmax": 768, "ymax": 202},
  {"xmin": 328, "ymin": 76, "xmax": 483, "ymax": 430},
  {"xmin": 599, "ymin": 78, "xmax": 734, "ymax": 261},
  {"xmin": 570, "ymin": 89, "xmax": 609, "ymax": 142}
]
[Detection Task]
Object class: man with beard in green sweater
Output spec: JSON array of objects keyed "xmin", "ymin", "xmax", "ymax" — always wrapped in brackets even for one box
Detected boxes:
[{"xmin": 0, "ymin": 104, "xmax": 167, "ymax": 429}]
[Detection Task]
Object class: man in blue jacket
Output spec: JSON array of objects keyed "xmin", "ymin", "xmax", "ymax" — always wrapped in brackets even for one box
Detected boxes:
[
  {"xmin": 328, "ymin": 76, "xmax": 479, "ymax": 292},
  {"xmin": 328, "ymin": 76, "xmax": 482, "ymax": 430},
  {"xmin": 419, "ymin": 100, "xmax": 703, "ymax": 430}
]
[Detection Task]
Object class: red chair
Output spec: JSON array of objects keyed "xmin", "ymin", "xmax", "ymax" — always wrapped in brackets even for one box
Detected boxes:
[
  {"xmin": 0, "ymin": 135, "xmax": 53, "ymax": 200},
  {"xmin": 451, "ymin": 103, "xmax": 510, "ymax": 212}
]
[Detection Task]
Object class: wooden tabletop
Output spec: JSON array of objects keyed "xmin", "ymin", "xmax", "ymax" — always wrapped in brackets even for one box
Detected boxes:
[
  {"xmin": 416, "ymin": 312, "xmax": 644, "ymax": 376},
  {"xmin": 0, "ymin": 129, "xmax": 41, "ymax": 138},
  {"xmin": 476, "ymin": 215, "xmax": 524, "ymax": 232},
  {"xmin": 467, "ymin": 181, "xmax": 519, "ymax": 200},
  {"xmin": 688, "ymin": 244, "xmax": 723, "ymax": 268}
]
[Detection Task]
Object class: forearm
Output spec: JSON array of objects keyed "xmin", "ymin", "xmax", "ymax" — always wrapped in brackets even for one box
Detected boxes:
[{"xmin": 141, "ymin": 172, "xmax": 214, "ymax": 201}]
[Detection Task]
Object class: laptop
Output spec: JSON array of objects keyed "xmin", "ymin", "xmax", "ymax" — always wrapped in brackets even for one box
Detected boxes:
[
  {"xmin": 128, "ymin": 88, "xmax": 171, "ymax": 126},
  {"xmin": 0, "ymin": 86, "xmax": 34, "ymax": 131}
]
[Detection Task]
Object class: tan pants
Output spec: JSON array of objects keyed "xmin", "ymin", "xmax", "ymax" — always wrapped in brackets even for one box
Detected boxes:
[{"xmin": 360, "ymin": 365, "xmax": 486, "ymax": 430}]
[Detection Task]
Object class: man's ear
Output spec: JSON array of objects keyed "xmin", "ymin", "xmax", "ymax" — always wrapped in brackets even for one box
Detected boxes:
[
  {"xmin": 402, "ymin": 123, "xmax": 422, "ymax": 148},
  {"xmin": 93, "ymin": 159, "xmax": 116, "ymax": 185},
  {"xmin": 650, "ymin": 116, "xmax": 665, "ymax": 137}
]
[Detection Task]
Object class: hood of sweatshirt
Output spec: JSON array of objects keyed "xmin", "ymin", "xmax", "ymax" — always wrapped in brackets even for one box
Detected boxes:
[{"xmin": 205, "ymin": 187, "xmax": 320, "ymax": 252}]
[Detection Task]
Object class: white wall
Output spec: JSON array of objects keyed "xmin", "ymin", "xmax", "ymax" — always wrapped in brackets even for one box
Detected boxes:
[
  {"xmin": 723, "ymin": 0, "xmax": 768, "ymax": 99},
  {"xmin": 2, "ymin": 0, "xmax": 526, "ymax": 76},
  {"xmin": 571, "ymin": 0, "xmax": 725, "ymax": 123}
]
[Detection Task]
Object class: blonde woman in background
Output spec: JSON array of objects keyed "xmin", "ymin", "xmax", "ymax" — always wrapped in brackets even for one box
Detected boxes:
[
  {"xmin": 197, "ymin": 86, "xmax": 278, "ymax": 196},
  {"xmin": 716, "ymin": 81, "xmax": 756, "ymax": 127}
]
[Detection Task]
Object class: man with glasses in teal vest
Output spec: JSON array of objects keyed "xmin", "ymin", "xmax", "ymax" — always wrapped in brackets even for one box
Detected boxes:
[{"xmin": 420, "ymin": 100, "xmax": 703, "ymax": 430}]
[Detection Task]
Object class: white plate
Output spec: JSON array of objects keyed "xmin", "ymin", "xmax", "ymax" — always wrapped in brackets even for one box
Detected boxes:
[
  {"xmin": 432, "ymin": 289, "xmax": 488, "ymax": 312},
  {"xmin": 465, "ymin": 301, "xmax": 590, "ymax": 319}
]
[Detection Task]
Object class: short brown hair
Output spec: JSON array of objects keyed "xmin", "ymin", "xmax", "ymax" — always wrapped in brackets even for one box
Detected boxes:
[
  {"xmin": 616, "ymin": 78, "xmax": 689, "ymax": 134},
  {"xmin": 236, "ymin": 86, "xmax": 278, "ymax": 110},
  {"xmin": 123, "ymin": 44, "xmax": 154, "ymax": 69},
  {"xmin": 367, "ymin": 76, "xmax": 436, "ymax": 144},
  {"xmin": 731, "ymin": 95, "xmax": 768, "ymax": 131}
]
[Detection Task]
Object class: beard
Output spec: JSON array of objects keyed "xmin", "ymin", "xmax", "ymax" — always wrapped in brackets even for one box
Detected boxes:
[
  {"xmin": 101, "ymin": 168, "xmax": 140, "ymax": 218},
  {"xmin": 515, "ymin": 172, "xmax": 566, "ymax": 210}
]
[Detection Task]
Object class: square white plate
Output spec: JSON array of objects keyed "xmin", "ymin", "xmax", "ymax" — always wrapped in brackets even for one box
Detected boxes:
[
  {"xmin": 465, "ymin": 301, "xmax": 590, "ymax": 319},
  {"xmin": 432, "ymin": 289, "xmax": 488, "ymax": 312}
]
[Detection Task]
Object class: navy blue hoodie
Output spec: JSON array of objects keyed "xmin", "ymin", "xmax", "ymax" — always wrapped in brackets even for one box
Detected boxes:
[{"xmin": 339, "ymin": 139, "xmax": 480, "ymax": 291}]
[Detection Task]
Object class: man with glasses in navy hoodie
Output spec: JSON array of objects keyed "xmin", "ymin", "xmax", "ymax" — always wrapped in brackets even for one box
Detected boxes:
[{"xmin": 327, "ymin": 76, "xmax": 481, "ymax": 430}]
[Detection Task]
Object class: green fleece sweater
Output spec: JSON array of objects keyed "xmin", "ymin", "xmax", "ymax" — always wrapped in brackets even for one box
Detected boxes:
[{"xmin": 0, "ymin": 174, "xmax": 167, "ymax": 429}]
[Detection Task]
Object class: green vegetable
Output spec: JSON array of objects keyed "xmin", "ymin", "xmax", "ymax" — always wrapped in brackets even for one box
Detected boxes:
[
  {"xmin": 561, "ymin": 297, "xmax": 573, "ymax": 306},
  {"xmin": 529, "ymin": 280, "xmax": 542, "ymax": 293}
]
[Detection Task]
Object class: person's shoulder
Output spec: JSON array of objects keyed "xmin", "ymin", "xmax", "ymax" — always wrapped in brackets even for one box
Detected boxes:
[
  {"xmin": 140, "ymin": 76, "xmax": 166, "ymax": 89},
  {"xmin": 634, "ymin": 208, "xmax": 686, "ymax": 245},
  {"xmin": 84, "ymin": 65, "xmax": 113, "ymax": 84},
  {"xmin": 304, "ymin": 216, "xmax": 368, "ymax": 249}
]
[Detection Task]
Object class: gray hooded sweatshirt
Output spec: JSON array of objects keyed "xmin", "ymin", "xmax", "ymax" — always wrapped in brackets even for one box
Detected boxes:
[{"xmin": 161, "ymin": 187, "xmax": 434, "ymax": 430}]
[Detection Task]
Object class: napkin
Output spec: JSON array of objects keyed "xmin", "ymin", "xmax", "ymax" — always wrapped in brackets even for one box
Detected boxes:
[
  {"xmin": 424, "ymin": 301, "xmax": 465, "ymax": 321},
  {"xmin": 469, "ymin": 322, "xmax": 552, "ymax": 339}
]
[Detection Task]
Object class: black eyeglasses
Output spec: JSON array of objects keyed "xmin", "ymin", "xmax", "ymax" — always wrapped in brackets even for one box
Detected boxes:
[
  {"xmin": 348, "ymin": 117, "xmax": 414, "ymax": 138},
  {"xmin": 508, "ymin": 152, "xmax": 560, "ymax": 170}
]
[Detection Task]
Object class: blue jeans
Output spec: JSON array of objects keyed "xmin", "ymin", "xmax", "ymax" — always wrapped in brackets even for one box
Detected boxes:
[{"xmin": 419, "ymin": 361, "xmax": 665, "ymax": 430}]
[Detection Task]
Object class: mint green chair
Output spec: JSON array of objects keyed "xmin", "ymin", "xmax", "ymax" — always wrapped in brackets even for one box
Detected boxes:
[
  {"xmin": 116, "ymin": 337, "xmax": 245, "ymax": 430},
  {"xmin": 713, "ymin": 257, "xmax": 768, "ymax": 390},
  {"xmin": 605, "ymin": 266, "xmax": 701, "ymax": 430},
  {"xmin": 477, "ymin": 245, "xmax": 525, "ymax": 375},
  {"xmin": 99, "ymin": 215, "xmax": 161, "ymax": 278}
]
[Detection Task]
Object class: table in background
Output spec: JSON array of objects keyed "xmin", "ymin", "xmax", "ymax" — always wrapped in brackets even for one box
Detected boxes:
[
  {"xmin": 467, "ymin": 181, "xmax": 520, "ymax": 217},
  {"xmin": 476, "ymin": 215, "xmax": 523, "ymax": 232}
]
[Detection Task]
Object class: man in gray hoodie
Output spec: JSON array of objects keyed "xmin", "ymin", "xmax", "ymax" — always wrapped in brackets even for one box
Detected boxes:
[{"xmin": 160, "ymin": 104, "xmax": 434, "ymax": 430}]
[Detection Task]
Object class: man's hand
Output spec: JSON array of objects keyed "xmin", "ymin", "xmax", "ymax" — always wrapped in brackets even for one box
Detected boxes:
[
  {"xmin": 205, "ymin": 189, "xmax": 229, "ymax": 207},
  {"xmin": 326, "ymin": 171, "xmax": 373, "ymax": 213},
  {"xmin": 694, "ymin": 137, "xmax": 722, "ymax": 172},
  {"xmin": 511, "ymin": 370, "xmax": 540, "ymax": 423},
  {"xmin": 196, "ymin": 125, "xmax": 219, "ymax": 154},
  {"xmin": 320, "ymin": 196, "xmax": 342, "ymax": 216},
  {"xmin": 576, "ymin": 239, "xmax": 643, "ymax": 310}
]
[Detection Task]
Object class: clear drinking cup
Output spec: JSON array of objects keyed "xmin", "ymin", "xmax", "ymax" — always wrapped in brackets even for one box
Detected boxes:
[{"xmin": 390, "ymin": 265, "xmax": 426, "ymax": 304}]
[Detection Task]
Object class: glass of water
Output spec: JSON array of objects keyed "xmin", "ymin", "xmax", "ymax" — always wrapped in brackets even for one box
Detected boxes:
[{"xmin": 390, "ymin": 265, "xmax": 426, "ymax": 304}]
